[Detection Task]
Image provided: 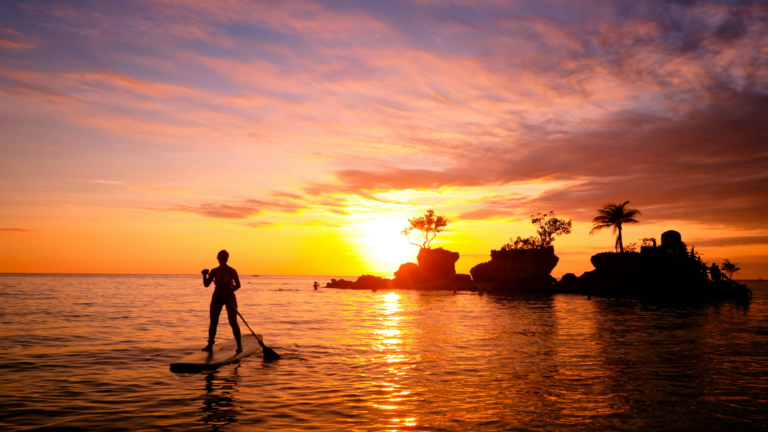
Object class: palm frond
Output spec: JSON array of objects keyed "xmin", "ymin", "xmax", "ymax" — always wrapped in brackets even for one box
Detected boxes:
[
  {"xmin": 591, "ymin": 200, "xmax": 641, "ymax": 251},
  {"xmin": 589, "ymin": 223, "xmax": 613, "ymax": 234}
]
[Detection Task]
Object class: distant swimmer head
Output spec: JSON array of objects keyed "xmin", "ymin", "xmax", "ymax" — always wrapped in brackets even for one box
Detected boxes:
[{"xmin": 217, "ymin": 249, "xmax": 229, "ymax": 264}]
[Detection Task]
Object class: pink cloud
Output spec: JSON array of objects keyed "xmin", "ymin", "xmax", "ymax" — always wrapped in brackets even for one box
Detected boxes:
[
  {"xmin": 456, "ymin": 208, "xmax": 513, "ymax": 221},
  {"xmin": 160, "ymin": 198, "xmax": 306, "ymax": 219},
  {"xmin": 688, "ymin": 236, "xmax": 768, "ymax": 247},
  {"xmin": 0, "ymin": 39, "xmax": 36, "ymax": 50},
  {"xmin": 247, "ymin": 221, "xmax": 278, "ymax": 229}
]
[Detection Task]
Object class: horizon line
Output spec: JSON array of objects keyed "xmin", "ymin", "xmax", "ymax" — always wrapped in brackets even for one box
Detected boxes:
[
  {"xmin": 0, "ymin": 272, "xmax": 358, "ymax": 277},
  {"xmin": 0, "ymin": 272, "xmax": 761, "ymax": 282}
]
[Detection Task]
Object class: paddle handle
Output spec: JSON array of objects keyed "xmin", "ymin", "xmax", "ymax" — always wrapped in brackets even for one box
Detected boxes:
[{"xmin": 224, "ymin": 296, "xmax": 265, "ymax": 348}]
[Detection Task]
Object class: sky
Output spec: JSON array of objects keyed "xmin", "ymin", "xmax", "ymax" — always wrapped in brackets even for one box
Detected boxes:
[{"xmin": 0, "ymin": 0, "xmax": 766, "ymax": 278}]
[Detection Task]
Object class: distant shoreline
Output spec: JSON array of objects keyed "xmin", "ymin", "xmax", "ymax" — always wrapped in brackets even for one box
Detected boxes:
[{"xmin": 0, "ymin": 273, "xmax": 763, "ymax": 282}]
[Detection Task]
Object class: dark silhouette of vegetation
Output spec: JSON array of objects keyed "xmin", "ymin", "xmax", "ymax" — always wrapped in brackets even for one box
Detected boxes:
[
  {"xmin": 710, "ymin": 263, "xmax": 722, "ymax": 281},
  {"xmin": 721, "ymin": 259, "xmax": 741, "ymax": 278},
  {"xmin": 590, "ymin": 201, "xmax": 641, "ymax": 253},
  {"xmin": 401, "ymin": 209, "xmax": 448, "ymax": 249},
  {"xmin": 641, "ymin": 237, "xmax": 656, "ymax": 247},
  {"xmin": 624, "ymin": 242, "xmax": 638, "ymax": 253},
  {"xmin": 502, "ymin": 211, "xmax": 572, "ymax": 250}
]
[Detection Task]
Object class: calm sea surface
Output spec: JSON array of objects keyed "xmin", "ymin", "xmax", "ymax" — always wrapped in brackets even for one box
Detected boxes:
[{"xmin": 1, "ymin": 275, "xmax": 767, "ymax": 431}]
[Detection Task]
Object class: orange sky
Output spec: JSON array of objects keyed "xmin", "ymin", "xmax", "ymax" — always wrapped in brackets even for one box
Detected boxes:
[{"xmin": 1, "ymin": 1, "xmax": 766, "ymax": 278}]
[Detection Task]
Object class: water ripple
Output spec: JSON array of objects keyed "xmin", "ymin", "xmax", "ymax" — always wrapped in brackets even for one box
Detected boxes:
[{"xmin": 0, "ymin": 275, "xmax": 766, "ymax": 430}]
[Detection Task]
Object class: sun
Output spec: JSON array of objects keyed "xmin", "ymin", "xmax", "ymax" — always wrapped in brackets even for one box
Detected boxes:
[{"xmin": 352, "ymin": 216, "xmax": 418, "ymax": 275}]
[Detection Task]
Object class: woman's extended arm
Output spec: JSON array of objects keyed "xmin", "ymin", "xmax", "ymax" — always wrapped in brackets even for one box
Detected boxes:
[{"xmin": 201, "ymin": 269, "xmax": 213, "ymax": 287}]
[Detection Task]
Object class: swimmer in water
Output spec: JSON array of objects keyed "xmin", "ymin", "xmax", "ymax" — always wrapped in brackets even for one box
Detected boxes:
[{"xmin": 201, "ymin": 250, "xmax": 243, "ymax": 354}]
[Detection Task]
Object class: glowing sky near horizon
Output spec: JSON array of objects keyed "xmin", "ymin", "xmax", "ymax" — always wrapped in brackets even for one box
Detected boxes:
[{"xmin": 1, "ymin": 0, "xmax": 767, "ymax": 277}]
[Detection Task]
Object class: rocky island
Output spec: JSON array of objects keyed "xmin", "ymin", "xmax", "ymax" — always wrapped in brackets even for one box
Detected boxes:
[
  {"xmin": 326, "ymin": 246, "xmax": 474, "ymax": 290},
  {"xmin": 325, "ymin": 205, "xmax": 752, "ymax": 303},
  {"xmin": 558, "ymin": 230, "xmax": 751, "ymax": 301},
  {"xmin": 470, "ymin": 246, "xmax": 559, "ymax": 292}
]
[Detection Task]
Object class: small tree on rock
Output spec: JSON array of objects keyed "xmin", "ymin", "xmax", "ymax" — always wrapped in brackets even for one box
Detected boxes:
[
  {"xmin": 401, "ymin": 209, "xmax": 448, "ymax": 249},
  {"xmin": 721, "ymin": 259, "xmax": 741, "ymax": 279},
  {"xmin": 502, "ymin": 212, "xmax": 573, "ymax": 250}
]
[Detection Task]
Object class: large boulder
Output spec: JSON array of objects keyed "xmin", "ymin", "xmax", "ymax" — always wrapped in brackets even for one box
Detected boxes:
[
  {"xmin": 326, "ymin": 275, "xmax": 391, "ymax": 289},
  {"xmin": 325, "ymin": 278, "xmax": 356, "ymax": 288},
  {"xmin": 590, "ymin": 252, "xmax": 643, "ymax": 274},
  {"xmin": 470, "ymin": 247, "xmax": 559, "ymax": 283},
  {"xmin": 355, "ymin": 274, "xmax": 390, "ymax": 289},
  {"xmin": 330, "ymin": 247, "xmax": 469, "ymax": 291},
  {"xmin": 559, "ymin": 273, "xmax": 579, "ymax": 288},
  {"xmin": 394, "ymin": 262, "xmax": 429, "ymax": 285},
  {"xmin": 417, "ymin": 247, "xmax": 459, "ymax": 280}
]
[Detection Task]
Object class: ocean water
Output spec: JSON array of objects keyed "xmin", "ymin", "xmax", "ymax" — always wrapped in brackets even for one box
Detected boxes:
[{"xmin": 1, "ymin": 274, "xmax": 767, "ymax": 431}]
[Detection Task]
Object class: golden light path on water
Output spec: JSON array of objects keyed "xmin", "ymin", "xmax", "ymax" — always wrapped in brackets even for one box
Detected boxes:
[{"xmin": 372, "ymin": 292, "xmax": 418, "ymax": 430}]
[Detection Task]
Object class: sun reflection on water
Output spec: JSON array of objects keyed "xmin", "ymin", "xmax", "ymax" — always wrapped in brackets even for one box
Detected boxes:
[{"xmin": 370, "ymin": 292, "xmax": 418, "ymax": 429}]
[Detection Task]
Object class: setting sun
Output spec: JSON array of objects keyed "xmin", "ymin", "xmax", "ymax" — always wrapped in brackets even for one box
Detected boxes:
[{"xmin": 352, "ymin": 217, "xmax": 417, "ymax": 275}]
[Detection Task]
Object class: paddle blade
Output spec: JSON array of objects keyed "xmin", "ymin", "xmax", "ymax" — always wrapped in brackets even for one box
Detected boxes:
[{"xmin": 262, "ymin": 345, "xmax": 281, "ymax": 361}]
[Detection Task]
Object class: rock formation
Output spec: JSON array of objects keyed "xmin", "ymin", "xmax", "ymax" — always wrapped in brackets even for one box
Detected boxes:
[
  {"xmin": 416, "ymin": 247, "xmax": 459, "ymax": 280},
  {"xmin": 557, "ymin": 230, "xmax": 751, "ymax": 302},
  {"xmin": 470, "ymin": 246, "xmax": 559, "ymax": 291},
  {"xmin": 325, "ymin": 275, "xmax": 390, "ymax": 289},
  {"xmin": 327, "ymin": 247, "xmax": 473, "ymax": 291},
  {"xmin": 393, "ymin": 262, "xmax": 428, "ymax": 285},
  {"xmin": 393, "ymin": 247, "xmax": 472, "ymax": 289}
]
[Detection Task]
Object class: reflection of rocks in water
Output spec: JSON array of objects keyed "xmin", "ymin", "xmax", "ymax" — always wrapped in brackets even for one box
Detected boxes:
[{"xmin": 196, "ymin": 366, "xmax": 240, "ymax": 430}]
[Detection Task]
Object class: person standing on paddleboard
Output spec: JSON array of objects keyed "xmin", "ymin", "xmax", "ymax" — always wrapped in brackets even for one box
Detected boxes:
[{"xmin": 201, "ymin": 250, "xmax": 243, "ymax": 354}]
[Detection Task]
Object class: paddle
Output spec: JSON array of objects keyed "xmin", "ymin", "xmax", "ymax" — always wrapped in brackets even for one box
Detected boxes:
[{"xmin": 224, "ymin": 296, "xmax": 281, "ymax": 361}]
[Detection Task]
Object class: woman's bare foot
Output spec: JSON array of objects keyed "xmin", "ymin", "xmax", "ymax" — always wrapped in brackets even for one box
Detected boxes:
[
  {"xmin": 235, "ymin": 347, "xmax": 243, "ymax": 355},
  {"xmin": 201, "ymin": 343, "xmax": 213, "ymax": 352}
]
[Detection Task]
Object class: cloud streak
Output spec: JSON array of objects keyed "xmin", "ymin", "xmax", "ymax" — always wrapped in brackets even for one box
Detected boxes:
[
  {"xmin": 0, "ymin": 0, "xmax": 766, "ymax": 272},
  {"xmin": 166, "ymin": 198, "xmax": 306, "ymax": 219},
  {"xmin": 688, "ymin": 236, "xmax": 768, "ymax": 247}
]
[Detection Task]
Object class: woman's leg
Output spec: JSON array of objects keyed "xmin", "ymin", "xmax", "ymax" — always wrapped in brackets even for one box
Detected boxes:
[
  {"xmin": 224, "ymin": 295, "xmax": 243, "ymax": 353},
  {"xmin": 204, "ymin": 296, "xmax": 225, "ymax": 351}
]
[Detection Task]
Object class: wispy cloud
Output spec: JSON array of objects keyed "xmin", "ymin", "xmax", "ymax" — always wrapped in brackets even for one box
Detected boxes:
[
  {"xmin": 457, "ymin": 208, "xmax": 513, "ymax": 221},
  {"xmin": 166, "ymin": 198, "xmax": 306, "ymax": 219},
  {"xmin": 688, "ymin": 236, "xmax": 768, "ymax": 247},
  {"xmin": 246, "ymin": 221, "xmax": 278, "ymax": 229}
]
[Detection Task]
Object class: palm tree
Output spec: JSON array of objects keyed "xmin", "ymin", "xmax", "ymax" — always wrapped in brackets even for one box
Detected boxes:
[{"xmin": 590, "ymin": 201, "xmax": 641, "ymax": 253}]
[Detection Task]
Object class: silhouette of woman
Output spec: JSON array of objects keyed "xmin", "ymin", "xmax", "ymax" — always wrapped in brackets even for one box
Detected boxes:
[{"xmin": 201, "ymin": 250, "xmax": 243, "ymax": 354}]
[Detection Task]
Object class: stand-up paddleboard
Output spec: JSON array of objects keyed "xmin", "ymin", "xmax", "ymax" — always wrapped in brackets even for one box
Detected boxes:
[{"xmin": 170, "ymin": 334, "xmax": 263, "ymax": 372}]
